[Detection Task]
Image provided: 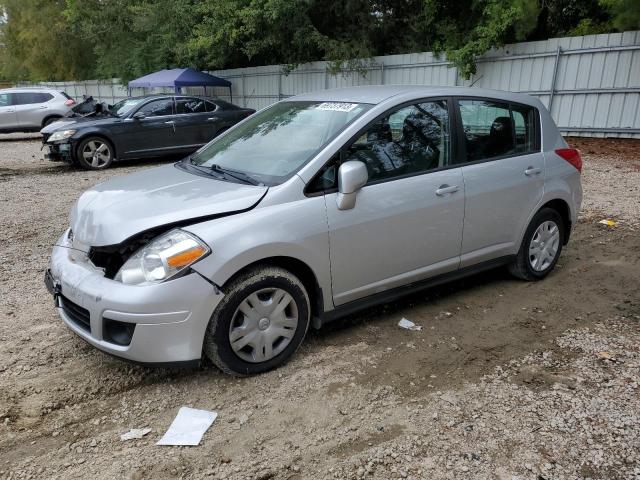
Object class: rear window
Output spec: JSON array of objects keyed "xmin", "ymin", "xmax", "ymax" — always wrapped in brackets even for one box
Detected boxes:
[{"xmin": 60, "ymin": 91, "xmax": 73, "ymax": 100}]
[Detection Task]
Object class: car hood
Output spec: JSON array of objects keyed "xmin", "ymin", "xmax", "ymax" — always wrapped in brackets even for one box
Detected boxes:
[
  {"xmin": 70, "ymin": 164, "xmax": 268, "ymax": 247},
  {"xmin": 41, "ymin": 115, "xmax": 120, "ymax": 134}
]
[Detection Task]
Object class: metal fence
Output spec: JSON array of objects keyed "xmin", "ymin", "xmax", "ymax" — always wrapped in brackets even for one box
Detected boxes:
[{"xmin": 22, "ymin": 30, "xmax": 640, "ymax": 138}]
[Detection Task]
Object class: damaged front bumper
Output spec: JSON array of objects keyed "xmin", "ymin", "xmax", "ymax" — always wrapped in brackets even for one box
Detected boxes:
[
  {"xmin": 42, "ymin": 140, "xmax": 74, "ymax": 163},
  {"xmin": 46, "ymin": 230, "xmax": 224, "ymax": 365}
]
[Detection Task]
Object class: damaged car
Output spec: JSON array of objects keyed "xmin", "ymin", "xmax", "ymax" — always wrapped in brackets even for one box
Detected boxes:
[
  {"xmin": 45, "ymin": 86, "xmax": 582, "ymax": 375},
  {"xmin": 41, "ymin": 94, "xmax": 254, "ymax": 170}
]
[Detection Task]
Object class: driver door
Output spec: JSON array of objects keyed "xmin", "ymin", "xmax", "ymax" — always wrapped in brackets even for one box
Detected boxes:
[
  {"xmin": 322, "ymin": 99, "xmax": 465, "ymax": 306},
  {"xmin": 120, "ymin": 97, "xmax": 177, "ymax": 156}
]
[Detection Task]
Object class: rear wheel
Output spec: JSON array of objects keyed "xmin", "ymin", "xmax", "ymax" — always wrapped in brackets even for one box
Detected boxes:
[
  {"xmin": 203, "ymin": 266, "xmax": 310, "ymax": 376},
  {"xmin": 42, "ymin": 116, "xmax": 62, "ymax": 128},
  {"xmin": 509, "ymin": 207, "xmax": 564, "ymax": 281},
  {"xmin": 76, "ymin": 136, "xmax": 114, "ymax": 170}
]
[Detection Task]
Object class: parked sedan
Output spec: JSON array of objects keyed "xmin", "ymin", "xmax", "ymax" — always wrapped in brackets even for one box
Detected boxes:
[
  {"xmin": 45, "ymin": 86, "xmax": 582, "ymax": 375},
  {"xmin": 41, "ymin": 95, "xmax": 254, "ymax": 170},
  {"xmin": 0, "ymin": 87, "xmax": 75, "ymax": 133}
]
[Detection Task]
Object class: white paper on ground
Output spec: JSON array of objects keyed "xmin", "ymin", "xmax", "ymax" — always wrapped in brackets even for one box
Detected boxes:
[
  {"xmin": 157, "ymin": 407, "xmax": 218, "ymax": 446},
  {"xmin": 398, "ymin": 317, "xmax": 422, "ymax": 331}
]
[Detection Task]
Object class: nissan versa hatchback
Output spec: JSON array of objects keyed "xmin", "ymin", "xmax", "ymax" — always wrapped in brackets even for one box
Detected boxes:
[{"xmin": 45, "ymin": 86, "xmax": 582, "ymax": 375}]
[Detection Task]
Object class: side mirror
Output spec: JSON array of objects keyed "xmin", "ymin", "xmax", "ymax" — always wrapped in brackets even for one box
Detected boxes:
[
  {"xmin": 132, "ymin": 112, "xmax": 146, "ymax": 120},
  {"xmin": 336, "ymin": 160, "xmax": 368, "ymax": 210}
]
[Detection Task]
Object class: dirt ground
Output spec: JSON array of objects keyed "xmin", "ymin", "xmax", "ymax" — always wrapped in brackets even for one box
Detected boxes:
[{"xmin": 0, "ymin": 135, "xmax": 639, "ymax": 480}]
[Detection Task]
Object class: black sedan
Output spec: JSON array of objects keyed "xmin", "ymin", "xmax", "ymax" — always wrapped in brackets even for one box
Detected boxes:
[{"xmin": 41, "ymin": 95, "xmax": 255, "ymax": 170}]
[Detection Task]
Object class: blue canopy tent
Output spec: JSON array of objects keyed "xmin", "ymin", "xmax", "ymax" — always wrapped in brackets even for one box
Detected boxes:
[{"xmin": 128, "ymin": 68, "xmax": 233, "ymax": 101}]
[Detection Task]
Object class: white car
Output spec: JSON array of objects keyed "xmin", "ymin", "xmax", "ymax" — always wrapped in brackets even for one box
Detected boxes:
[
  {"xmin": 0, "ymin": 87, "xmax": 75, "ymax": 133},
  {"xmin": 46, "ymin": 86, "xmax": 582, "ymax": 375}
]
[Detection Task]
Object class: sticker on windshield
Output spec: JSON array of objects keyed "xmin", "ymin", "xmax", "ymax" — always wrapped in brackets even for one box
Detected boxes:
[{"xmin": 315, "ymin": 102, "xmax": 358, "ymax": 112}]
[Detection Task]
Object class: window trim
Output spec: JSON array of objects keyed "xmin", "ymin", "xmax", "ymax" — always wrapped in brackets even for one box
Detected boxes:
[
  {"xmin": 304, "ymin": 96, "xmax": 459, "ymax": 196},
  {"xmin": 451, "ymin": 95, "xmax": 541, "ymax": 167}
]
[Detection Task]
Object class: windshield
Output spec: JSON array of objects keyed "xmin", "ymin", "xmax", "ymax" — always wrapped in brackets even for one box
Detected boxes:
[
  {"xmin": 189, "ymin": 101, "xmax": 372, "ymax": 185},
  {"xmin": 110, "ymin": 98, "xmax": 146, "ymax": 117}
]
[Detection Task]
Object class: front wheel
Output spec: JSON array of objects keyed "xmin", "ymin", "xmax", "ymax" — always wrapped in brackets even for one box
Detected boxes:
[
  {"xmin": 76, "ymin": 136, "xmax": 114, "ymax": 170},
  {"xmin": 509, "ymin": 208, "xmax": 564, "ymax": 281},
  {"xmin": 203, "ymin": 266, "xmax": 310, "ymax": 376}
]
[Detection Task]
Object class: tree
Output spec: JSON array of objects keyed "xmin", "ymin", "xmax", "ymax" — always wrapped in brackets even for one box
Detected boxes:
[
  {"xmin": 0, "ymin": 0, "xmax": 95, "ymax": 81},
  {"xmin": 0, "ymin": 0, "xmax": 635, "ymax": 82}
]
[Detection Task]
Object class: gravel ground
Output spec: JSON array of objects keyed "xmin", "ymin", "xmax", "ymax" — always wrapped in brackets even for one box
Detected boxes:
[{"xmin": 0, "ymin": 134, "xmax": 639, "ymax": 480}]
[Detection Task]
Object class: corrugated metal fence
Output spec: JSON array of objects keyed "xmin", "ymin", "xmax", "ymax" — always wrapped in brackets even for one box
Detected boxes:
[{"xmin": 24, "ymin": 31, "xmax": 640, "ymax": 138}]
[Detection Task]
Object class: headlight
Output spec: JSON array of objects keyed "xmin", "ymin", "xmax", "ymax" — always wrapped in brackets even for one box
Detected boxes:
[
  {"xmin": 115, "ymin": 230, "xmax": 210, "ymax": 285},
  {"xmin": 48, "ymin": 129, "xmax": 77, "ymax": 142}
]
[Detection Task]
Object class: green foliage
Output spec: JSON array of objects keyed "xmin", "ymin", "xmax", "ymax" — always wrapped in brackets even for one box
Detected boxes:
[
  {"xmin": 0, "ymin": 0, "xmax": 633, "ymax": 82},
  {"xmin": 600, "ymin": 0, "xmax": 640, "ymax": 30},
  {"xmin": 0, "ymin": 0, "xmax": 95, "ymax": 81}
]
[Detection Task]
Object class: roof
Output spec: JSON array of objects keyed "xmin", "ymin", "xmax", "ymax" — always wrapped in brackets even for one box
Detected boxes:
[
  {"xmin": 0, "ymin": 86, "xmax": 62, "ymax": 93},
  {"xmin": 289, "ymin": 85, "xmax": 542, "ymax": 107},
  {"xmin": 128, "ymin": 68, "xmax": 231, "ymax": 89}
]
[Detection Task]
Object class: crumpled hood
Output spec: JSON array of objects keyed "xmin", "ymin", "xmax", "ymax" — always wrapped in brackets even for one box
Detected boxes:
[{"xmin": 70, "ymin": 164, "xmax": 267, "ymax": 247}]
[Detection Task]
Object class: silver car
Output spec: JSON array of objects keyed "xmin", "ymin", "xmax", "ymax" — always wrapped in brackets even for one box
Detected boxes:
[
  {"xmin": 45, "ymin": 86, "xmax": 582, "ymax": 375},
  {"xmin": 0, "ymin": 87, "xmax": 75, "ymax": 133}
]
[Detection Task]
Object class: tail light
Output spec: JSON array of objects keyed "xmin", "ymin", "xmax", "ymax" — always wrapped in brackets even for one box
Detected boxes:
[
  {"xmin": 555, "ymin": 148, "xmax": 582, "ymax": 172},
  {"xmin": 65, "ymin": 99, "xmax": 76, "ymax": 106}
]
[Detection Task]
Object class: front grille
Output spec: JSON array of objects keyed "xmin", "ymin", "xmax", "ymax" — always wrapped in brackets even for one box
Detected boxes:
[{"xmin": 60, "ymin": 295, "xmax": 91, "ymax": 333}]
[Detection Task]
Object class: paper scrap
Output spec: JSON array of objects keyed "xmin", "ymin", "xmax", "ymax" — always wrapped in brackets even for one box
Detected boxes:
[
  {"xmin": 120, "ymin": 428, "xmax": 151, "ymax": 441},
  {"xmin": 398, "ymin": 318, "xmax": 422, "ymax": 331},
  {"xmin": 157, "ymin": 407, "xmax": 217, "ymax": 446}
]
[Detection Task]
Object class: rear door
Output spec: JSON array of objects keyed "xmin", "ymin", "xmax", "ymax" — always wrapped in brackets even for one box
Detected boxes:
[
  {"xmin": 14, "ymin": 92, "xmax": 53, "ymax": 128},
  {"xmin": 455, "ymin": 98, "xmax": 544, "ymax": 267},
  {"xmin": 321, "ymin": 98, "xmax": 465, "ymax": 306},
  {"xmin": 173, "ymin": 97, "xmax": 212, "ymax": 148},
  {"xmin": 120, "ymin": 98, "xmax": 177, "ymax": 156},
  {"xmin": 0, "ymin": 92, "xmax": 18, "ymax": 129}
]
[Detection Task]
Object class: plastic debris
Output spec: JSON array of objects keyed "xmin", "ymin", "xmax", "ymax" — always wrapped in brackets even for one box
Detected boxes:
[
  {"xmin": 157, "ymin": 407, "xmax": 218, "ymax": 446},
  {"xmin": 598, "ymin": 219, "xmax": 617, "ymax": 227},
  {"xmin": 120, "ymin": 428, "xmax": 151, "ymax": 441},
  {"xmin": 398, "ymin": 318, "xmax": 422, "ymax": 331}
]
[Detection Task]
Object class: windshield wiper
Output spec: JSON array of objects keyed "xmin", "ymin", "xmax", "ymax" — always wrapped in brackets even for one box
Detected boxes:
[{"xmin": 210, "ymin": 164, "xmax": 261, "ymax": 186}]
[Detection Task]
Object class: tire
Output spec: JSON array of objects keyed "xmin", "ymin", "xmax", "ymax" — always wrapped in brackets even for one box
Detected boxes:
[
  {"xmin": 204, "ymin": 266, "xmax": 311, "ymax": 376},
  {"xmin": 509, "ymin": 207, "xmax": 564, "ymax": 281},
  {"xmin": 42, "ymin": 116, "xmax": 61, "ymax": 128},
  {"xmin": 76, "ymin": 136, "xmax": 114, "ymax": 170}
]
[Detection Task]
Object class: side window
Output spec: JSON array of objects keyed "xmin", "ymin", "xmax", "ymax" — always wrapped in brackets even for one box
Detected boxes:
[
  {"xmin": 307, "ymin": 160, "xmax": 338, "ymax": 193},
  {"xmin": 0, "ymin": 93, "xmax": 10, "ymax": 107},
  {"xmin": 511, "ymin": 104, "xmax": 537, "ymax": 154},
  {"xmin": 176, "ymin": 97, "xmax": 206, "ymax": 114},
  {"xmin": 458, "ymin": 99, "xmax": 514, "ymax": 161},
  {"xmin": 345, "ymin": 100, "xmax": 450, "ymax": 183},
  {"xmin": 205, "ymin": 101, "xmax": 220, "ymax": 112},
  {"xmin": 137, "ymin": 98, "xmax": 174, "ymax": 117}
]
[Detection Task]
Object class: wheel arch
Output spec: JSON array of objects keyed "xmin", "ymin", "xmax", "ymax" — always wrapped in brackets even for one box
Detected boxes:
[
  {"xmin": 538, "ymin": 198, "xmax": 572, "ymax": 245},
  {"xmin": 219, "ymin": 256, "xmax": 324, "ymax": 327},
  {"xmin": 41, "ymin": 114, "xmax": 63, "ymax": 128},
  {"xmin": 75, "ymin": 132, "xmax": 117, "ymax": 160}
]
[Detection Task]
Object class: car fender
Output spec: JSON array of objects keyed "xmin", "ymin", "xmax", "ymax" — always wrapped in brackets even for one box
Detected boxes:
[{"xmin": 184, "ymin": 186, "xmax": 333, "ymax": 312}]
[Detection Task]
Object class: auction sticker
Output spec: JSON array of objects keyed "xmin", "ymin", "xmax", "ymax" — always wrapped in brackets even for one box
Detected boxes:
[{"xmin": 315, "ymin": 102, "xmax": 358, "ymax": 112}]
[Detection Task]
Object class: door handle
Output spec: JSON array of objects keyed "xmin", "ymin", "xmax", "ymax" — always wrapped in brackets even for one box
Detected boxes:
[
  {"xmin": 435, "ymin": 184, "xmax": 459, "ymax": 196},
  {"xmin": 525, "ymin": 167, "xmax": 542, "ymax": 176},
  {"xmin": 164, "ymin": 121, "xmax": 175, "ymax": 124},
  {"xmin": 207, "ymin": 117, "xmax": 219, "ymax": 122}
]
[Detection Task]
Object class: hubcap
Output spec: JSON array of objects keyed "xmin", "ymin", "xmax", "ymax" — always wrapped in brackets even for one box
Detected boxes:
[
  {"xmin": 229, "ymin": 288, "xmax": 298, "ymax": 363},
  {"xmin": 82, "ymin": 141, "xmax": 110, "ymax": 168},
  {"xmin": 529, "ymin": 220, "xmax": 560, "ymax": 271}
]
